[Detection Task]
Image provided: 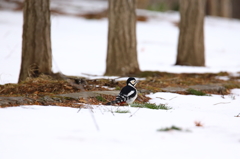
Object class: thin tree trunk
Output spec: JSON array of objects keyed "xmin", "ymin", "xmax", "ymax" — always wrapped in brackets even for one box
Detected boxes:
[
  {"xmin": 105, "ymin": 0, "xmax": 140, "ymax": 76},
  {"xmin": 176, "ymin": 0, "xmax": 205, "ymax": 66},
  {"xmin": 18, "ymin": 0, "xmax": 52, "ymax": 82}
]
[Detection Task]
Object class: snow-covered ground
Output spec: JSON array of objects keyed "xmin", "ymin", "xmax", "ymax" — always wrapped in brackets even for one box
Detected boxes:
[
  {"xmin": 0, "ymin": 1, "xmax": 240, "ymax": 159},
  {"xmin": 0, "ymin": 90, "xmax": 240, "ymax": 159}
]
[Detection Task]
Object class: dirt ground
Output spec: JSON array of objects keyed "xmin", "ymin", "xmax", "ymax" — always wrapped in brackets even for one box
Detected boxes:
[{"xmin": 0, "ymin": 71, "xmax": 239, "ymax": 107}]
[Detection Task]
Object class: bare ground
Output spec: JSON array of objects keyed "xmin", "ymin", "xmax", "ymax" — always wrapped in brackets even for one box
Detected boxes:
[{"xmin": 0, "ymin": 71, "xmax": 239, "ymax": 107}]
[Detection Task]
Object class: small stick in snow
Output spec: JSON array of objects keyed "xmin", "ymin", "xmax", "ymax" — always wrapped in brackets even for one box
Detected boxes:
[
  {"xmin": 129, "ymin": 107, "xmax": 140, "ymax": 118},
  {"xmin": 157, "ymin": 97, "xmax": 166, "ymax": 100},
  {"xmin": 88, "ymin": 108, "xmax": 100, "ymax": 131},
  {"xmin": 169, "ymin": 96, "xmax": 177, "ymax": 100},
  {"xmin": 77, "ymin": 107, "xmax": 81, "ymax": 113},
  {"xmin": 213, "ymin": 102, "xmax": 230, "ymax": 105},
  {"xmin": 103, "ymin": 105, "xmax": 115, "ymax": 116}
]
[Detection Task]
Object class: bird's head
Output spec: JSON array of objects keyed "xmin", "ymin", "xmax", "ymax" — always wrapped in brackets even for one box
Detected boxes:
[{"xmin": 127, "ymin": 77, "xmax": 138, "ymax": 87}]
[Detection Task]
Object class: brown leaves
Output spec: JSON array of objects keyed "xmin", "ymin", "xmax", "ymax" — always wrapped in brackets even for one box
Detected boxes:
[
  {"xmin": 0, "ymin": 75, "xmax": 109, "ymax": 96},
  {"xmin": 195, "ymin": 121, "xmax": 204, "ymax": 127},
  {"xmin": 1, "ymin": 71, "xmax": 239, "ymax": 107}
]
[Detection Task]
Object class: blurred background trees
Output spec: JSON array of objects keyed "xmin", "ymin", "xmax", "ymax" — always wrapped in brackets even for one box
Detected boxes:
[
  {"xmin": 136, "ymin": 0, "xmax": 240, "ymax": 19},
  {"xmin": 1, "ymin": 0, "xmax": 240, "ymax": 19}
]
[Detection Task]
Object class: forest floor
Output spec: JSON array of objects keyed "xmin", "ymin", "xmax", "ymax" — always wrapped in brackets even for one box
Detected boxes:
[{"xmin": 1, "ymin": 71, "xmax": 240, "ymax": 107}]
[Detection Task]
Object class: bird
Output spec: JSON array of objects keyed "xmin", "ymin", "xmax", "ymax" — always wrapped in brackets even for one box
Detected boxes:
[{"xmin": 105, "ymin": 77, "xmax": 138, "ymax": 107}]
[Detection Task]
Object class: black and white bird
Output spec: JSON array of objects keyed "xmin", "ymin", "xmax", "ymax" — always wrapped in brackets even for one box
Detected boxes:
[{"xmin": 105, "ymin": 77, "xmax": 138, "ymax": 106}]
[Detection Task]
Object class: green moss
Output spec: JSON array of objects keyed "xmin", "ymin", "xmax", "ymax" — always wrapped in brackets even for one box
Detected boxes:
[
  {"xmin": 95, "ymin": 95, "xmax": 106, "ymax": 102},
  {"xmin": 115, "ymin": 110, "xmax": 130, "ymax": 113},
  {"xmin": 217, "ymin": 72, "xmax": 229, "ymax": 76},
  {"xmin": 157, "ymin": 125, "xmax": 182, "ymax": 132},
  {"xmin": 147, "ymin": 3, "xmax": 168, "ymax": 12},
  {"xmin": 131, "ymin": 103, "xmax": 171, "ymax": 110},
  {"xmin": 224, "ymin": 83, "xmax": 240, "ymax": 89},
  {"xmin": 187, "ymin": 88, "xmax": 208, "ymax": 96},
  {"xmin": 115, "ymin": 86, "xmax": 121, "ymax": 90}
]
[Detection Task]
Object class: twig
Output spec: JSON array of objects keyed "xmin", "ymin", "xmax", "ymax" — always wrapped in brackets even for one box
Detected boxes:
[
  {"xmin": 77, "ymin": 107, "xmax": 81, "ymax": 113},
  {"xmin": 129, "ymin": 107, "xmax": 140, "ymax": 118},
  {"xmin": 102, "ymin": 105, "xmax": 115, "ymax": 116},
  {"xmin": 81, "ymin": 73, "xmax": 99, "ymax": 77},
  {"xmin": 110, "ymin": 106, "xmax": 115, "ymax": 116},
  {"xmin": 169, "ymin": 96, "xmax": 177, "ymax": 100},
  {"xmin": 213, "ymin": 102, "xmax": 231, "ymax": 105},
  {"xmin": 157, "ymin": 97, "xmax": 166, "ymax": 100},
  {"xmin": 88, "ymin": 108, "xmax": 100, "ymax": 131},
  {"xmin": 0, "ymin": 88, "xmax": 5, "ymax": 94},
  {"xmin": 97, "ymin": 105, "xmax": 105, "ymax": 115}
]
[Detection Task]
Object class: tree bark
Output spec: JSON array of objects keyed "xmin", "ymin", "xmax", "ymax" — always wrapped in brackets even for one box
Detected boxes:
[
  {"xmin": 176, "ymin": 0, "xmax": 205, "ymax": 66},
  {"xmin": 232, "ymin": 0, "xmax": 240, "ymax": 19},
  {"xmin": 105, "ymin": 0, "xmax": 140, "ymax": 76},
  {"xmin": 18, "ymin": 0, "xmax": 52, "ymax": 82},
  {"xmin": 207, "ymin": 0, "xmax": 232, "ymax": 18}
]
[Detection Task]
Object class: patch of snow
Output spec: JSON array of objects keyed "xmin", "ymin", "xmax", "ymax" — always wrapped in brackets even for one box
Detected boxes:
[{"xmin": 215, "ymin": 76, "xmax": 230, "ymax": 81}]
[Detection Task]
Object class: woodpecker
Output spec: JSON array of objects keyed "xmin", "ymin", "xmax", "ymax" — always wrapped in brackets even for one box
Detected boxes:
[{"xmin": 105, "ymin": 77, "xmax": 138, "ymax": 106}]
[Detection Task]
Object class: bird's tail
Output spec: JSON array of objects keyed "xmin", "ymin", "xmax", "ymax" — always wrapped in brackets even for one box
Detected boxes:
[
  {"xmin": 105, "ymin": 100, "xmax": 121, "ymax": 105},
  {"xmin": 105, "ymin": 95, "xmax": 128, "ymax": 105}
]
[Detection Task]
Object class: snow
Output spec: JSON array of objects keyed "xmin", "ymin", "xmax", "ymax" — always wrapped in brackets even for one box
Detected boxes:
[
  {"xmin": 0, "ymin": 1, "xmax": 240, "ymax": 159},
  {"xmin": 1, "ymin": 90, "xmax": 240, "ymax": 159}
]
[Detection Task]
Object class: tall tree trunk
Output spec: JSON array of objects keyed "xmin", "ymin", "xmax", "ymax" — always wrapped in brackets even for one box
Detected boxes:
[
  {"xmin": 18, "ymin": 0, "xmax": 52, "ymax": 82},
  {"xmin": 219, "ymin": 0, "xmax": 232, "ymax": 18},
  {"xmin": 105, "ymin": 0, "xmax": 140, "ymax": 76},
  {"xmin": 137, "ymin": 0, "xmax": 150, "ymax": 9},
  {"xmin": 232, "ymin": 0, "xmax": 240, "ymax": 19},
  {"xmin": 207, "ymin": 0, "xmax": 232, "ymax": 18},
  {"xmin": 176, "ymin": 0, "xmax": 205, "ymax": 66}
]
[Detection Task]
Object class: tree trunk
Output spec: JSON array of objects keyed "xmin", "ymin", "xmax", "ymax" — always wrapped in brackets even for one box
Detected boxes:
[
  {"xmin": 176, "ymin": 0, "xmax": 205, "ymax": 66},
  {"xmin": 137, "ymin": 0, "xmax": 150, "ymax": 9},
  {"xmin": 232, "ymin": 0, "xmax": 240, "ymax": 19},
  {"xmin": 18, "ymin": 0, "xmax": 52, "ymax": 82},
  {"xmin": 219, "ymin": 0, "xmax": 232, "ymax": 18},
  {"xmin": 206, "ymin": 0, "xmax": 232, "ymax": 18},
  {"xmin": 105, "ymin": 0, "xmax": 140, "ymax": 76}
]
